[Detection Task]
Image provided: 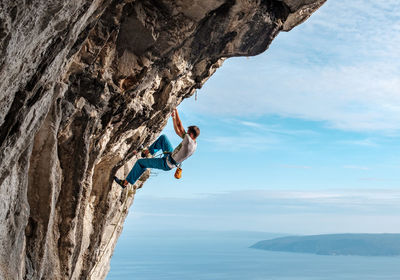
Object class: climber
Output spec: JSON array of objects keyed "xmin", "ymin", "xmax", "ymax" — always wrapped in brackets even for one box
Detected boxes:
[{"xmin": 114, "ymin": 108, "xmax": 199, "ymax": 188}]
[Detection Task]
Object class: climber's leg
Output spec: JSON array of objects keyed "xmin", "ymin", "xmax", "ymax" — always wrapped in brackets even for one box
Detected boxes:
[
  {"xmin": 126, "ymin": 157, "xmax": 171, "ymax": 185},
  {"xmin": 148, "ymin": 134, "xmax": 174, "ymax": 155}
]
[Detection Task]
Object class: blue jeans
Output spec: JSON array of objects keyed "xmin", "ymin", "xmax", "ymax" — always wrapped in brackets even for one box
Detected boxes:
[{"xmin": 126, "ymin": 135, "xmax": 173, "ymax": 184}]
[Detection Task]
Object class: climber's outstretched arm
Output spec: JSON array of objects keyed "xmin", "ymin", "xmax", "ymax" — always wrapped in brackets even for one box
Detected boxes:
[{"xmin": 172, "ymin": 109, "xmax": 185, "ymax": 138}]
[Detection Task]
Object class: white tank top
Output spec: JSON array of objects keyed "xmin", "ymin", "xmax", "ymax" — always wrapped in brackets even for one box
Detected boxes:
[{"xmin": 167, "ymin": 134, "xmax": 197, "ymax": 168}]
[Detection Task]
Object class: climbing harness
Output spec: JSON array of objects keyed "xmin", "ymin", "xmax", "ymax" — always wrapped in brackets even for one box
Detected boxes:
[{"xmin": 163, "ymin": 151, "xmax": 183, "ymax": 179}]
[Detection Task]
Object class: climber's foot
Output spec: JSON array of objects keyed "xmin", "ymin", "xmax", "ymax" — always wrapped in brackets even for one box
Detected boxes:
[
  {"xmin": 141, "ymin": 148, "xmax": 150, "ymax": 158},
  {"xmin": 114, "ymin": 176, "xmax": 128, "ymax": 189}
]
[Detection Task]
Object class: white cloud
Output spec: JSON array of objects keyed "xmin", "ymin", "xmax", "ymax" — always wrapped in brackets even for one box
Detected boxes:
[
  {"xmin": 202, "ymin": 134, "xmax": 277, "ymax": 151},
  {"xmin": 129, "ymin": 189, "xmax": 400, "ymax": 233},
  {"xmin": 343, "ymin": 165, "xmax": 370, "ymax": 170},
  {"xmin": 239, "ymin": 120, "xmax": 264, "ymax": 128},
  {"xmin": 359, "ymin": 177, "xmax": 386, "ymax": 182},
  {"xmin": 234, "ymin": 119, "xmax": 319, "ymax": 136},
  {"xmin": 338, "ymin": 138, "xmax": 378, "ymax": 147},
  {"xmin": 191, "ymin": 0, "xmax": 400, "ymax": 133},
  {"xmin": 280, "ymin": 164, "xmax": 312, "ymax": 169}
]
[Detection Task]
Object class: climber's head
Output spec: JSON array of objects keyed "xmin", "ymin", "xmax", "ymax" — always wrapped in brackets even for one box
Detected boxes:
[{"xmin": 187, "ymin": 125, "xmax": 200, "ymax": 140}]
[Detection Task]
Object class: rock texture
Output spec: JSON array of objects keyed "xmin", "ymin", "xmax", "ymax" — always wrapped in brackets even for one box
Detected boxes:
[{"xmin": 0, "ymin": 0, "xmax": 325, "ymax": 279}]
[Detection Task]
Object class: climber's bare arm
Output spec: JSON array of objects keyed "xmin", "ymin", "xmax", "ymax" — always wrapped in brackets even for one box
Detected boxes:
[{"xmin": 172, "ymin": 109, "xmax": 185, "ymax": 138}]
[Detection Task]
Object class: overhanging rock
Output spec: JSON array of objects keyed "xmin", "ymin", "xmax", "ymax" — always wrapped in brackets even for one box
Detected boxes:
[{"xmin": 0, "ymin": 1, "xmax": 325, "ymax": 279}]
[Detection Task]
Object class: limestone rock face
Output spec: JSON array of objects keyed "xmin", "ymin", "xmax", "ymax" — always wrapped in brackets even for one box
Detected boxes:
[{"xmin": 0, "ymin": 0, "xmax": 325, "ymax": 279}]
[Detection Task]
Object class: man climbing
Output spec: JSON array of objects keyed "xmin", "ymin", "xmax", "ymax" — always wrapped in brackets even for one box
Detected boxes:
[{"xmin": 114, "ymin": 108, "xmax": 199, "ymax": 188}]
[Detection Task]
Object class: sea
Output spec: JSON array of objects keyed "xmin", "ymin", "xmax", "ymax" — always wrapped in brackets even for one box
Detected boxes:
[{"xmin": 107, "ymin": 230, "xmax": 400, "ymax": 280}]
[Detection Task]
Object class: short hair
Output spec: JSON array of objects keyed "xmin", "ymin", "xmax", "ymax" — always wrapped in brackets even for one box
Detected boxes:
[{"xmin": 187, "ymin": 126, "xmax": 200, "ymax": 138}]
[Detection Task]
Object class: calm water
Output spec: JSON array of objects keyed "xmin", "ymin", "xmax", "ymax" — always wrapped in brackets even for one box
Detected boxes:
[{"xmin": 107, "ymin": 230, "xmax": 400, "ymax": 280}]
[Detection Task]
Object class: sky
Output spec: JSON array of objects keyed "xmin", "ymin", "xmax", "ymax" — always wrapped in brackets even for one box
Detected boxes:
[{"xmin": 124, "ymin": 0, "xmax": 400, "ymax": 235}]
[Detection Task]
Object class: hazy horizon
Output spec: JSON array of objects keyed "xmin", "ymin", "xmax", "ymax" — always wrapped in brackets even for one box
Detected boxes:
[{"xmin": 107, "ymin": 227, "xmax": 400, "ymax": 280}]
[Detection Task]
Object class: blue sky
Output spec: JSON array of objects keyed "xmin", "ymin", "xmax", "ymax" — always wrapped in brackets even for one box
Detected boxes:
[{"xmin": 125, "ymin": 0, "xmax": 400, "ymax": 234}]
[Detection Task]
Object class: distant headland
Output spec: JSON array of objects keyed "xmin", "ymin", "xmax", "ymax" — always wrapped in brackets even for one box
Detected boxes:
[{"xmin": 250, "ymin": 234, "xmax": 400, "ymax": 256}]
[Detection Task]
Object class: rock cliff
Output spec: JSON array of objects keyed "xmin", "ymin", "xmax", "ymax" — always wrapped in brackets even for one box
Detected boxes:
[{"xmin": 0, "ymin": 0, "xmax": 324, "ymax": 279}]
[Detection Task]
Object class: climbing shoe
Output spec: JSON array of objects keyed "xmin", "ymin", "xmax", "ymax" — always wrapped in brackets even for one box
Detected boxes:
[
  {"xmin": 114, "ymin": 176, "xmax": 127, "ymax": 189},
  {"xmin": 141, "ymin": 148, "xmax": 150, "ymax": 158}
]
